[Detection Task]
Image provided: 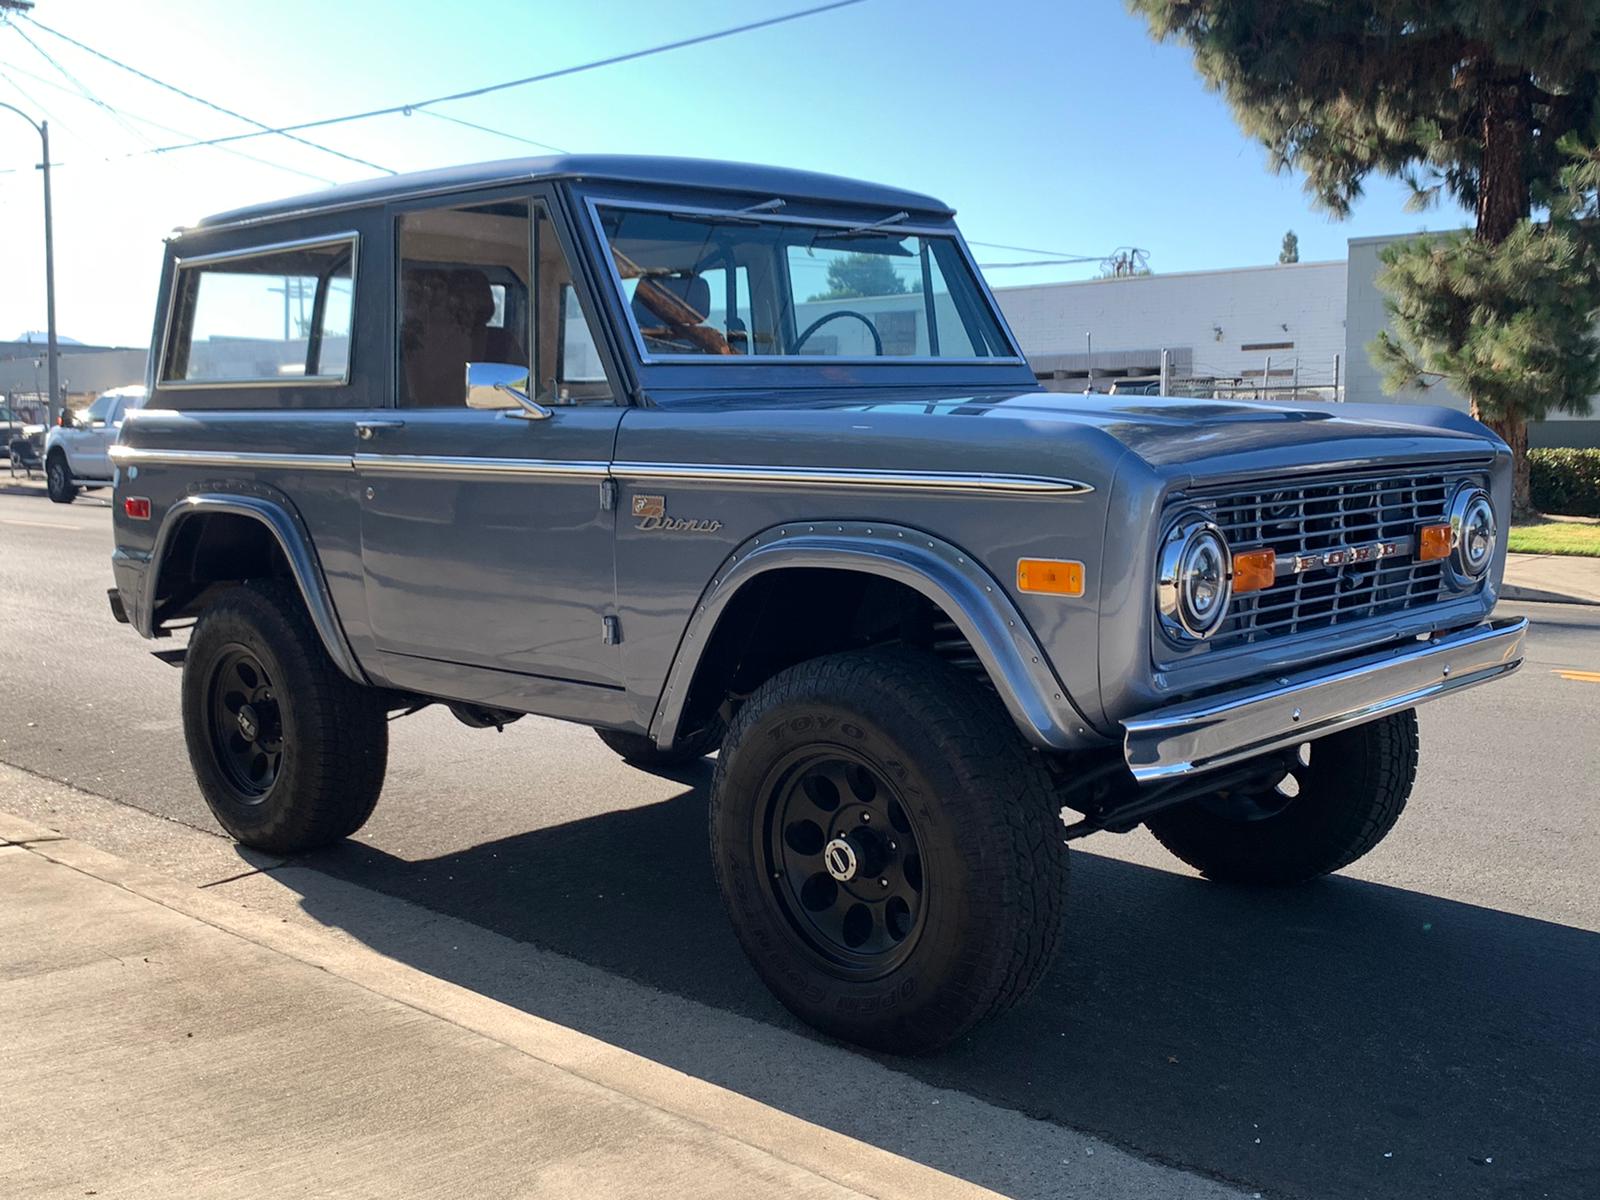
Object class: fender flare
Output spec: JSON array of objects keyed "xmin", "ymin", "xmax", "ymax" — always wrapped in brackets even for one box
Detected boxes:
[
  {"xmin": 649, "ymin": 521, "xmax": 1103, "ymax": 752},
  {"xmin": 138, "ymin": 491, "xmax": 366, "ymax": 685}
]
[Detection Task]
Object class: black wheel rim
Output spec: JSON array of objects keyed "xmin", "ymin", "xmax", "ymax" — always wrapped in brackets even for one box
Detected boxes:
[
  {"xmin": 204, "ymin": 645, "xmax": 284, "ymax": 802},
  {"xmin": 49, "ymin": 461, "xmax": 65, "ymax": 492},
  {"xmin": 1202, "ymin": 742, "xmax": 1312, "ymax": 822},
  {"xmin": 759, "ymin": 746, "xmax": 926, "ymax": 978}
]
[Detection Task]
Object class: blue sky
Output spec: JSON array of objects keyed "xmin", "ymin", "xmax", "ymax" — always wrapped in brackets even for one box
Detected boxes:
[{"xmin": 0, "ymin": 0, "xmax": 1471, "ymax": 348}]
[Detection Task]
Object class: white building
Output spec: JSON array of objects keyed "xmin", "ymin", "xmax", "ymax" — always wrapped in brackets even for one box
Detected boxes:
[
  {"xmin": 991, "ymin": 244, "xmax": 1599, "ymax": 448},
  {"xmin": 994, "ymin": 260, "xmax": 1348, "ymax": 395}
]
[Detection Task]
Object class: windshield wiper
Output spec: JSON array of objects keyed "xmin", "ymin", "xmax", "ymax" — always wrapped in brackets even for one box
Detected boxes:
[
  {"xmin": 666, "ymin": 197, "xmax": 786, "ymax": 225},
  {"xmin": 818, "ymin": 210, "xmax": 911, "ymax": 240}
]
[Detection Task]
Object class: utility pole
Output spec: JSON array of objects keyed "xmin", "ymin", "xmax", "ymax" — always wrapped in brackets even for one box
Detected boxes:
[
  {"xmin": 1084, "ymin": 331, "xmax": 1093, "ymax": 395},
  {"xmin": 0, "ymin": 13, "xmax": 62, "ymax": 426}
]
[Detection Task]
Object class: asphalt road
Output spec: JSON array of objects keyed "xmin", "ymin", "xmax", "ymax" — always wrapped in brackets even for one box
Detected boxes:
[{"xmin": 3, "ymin": 484, "xmax": 1597, "ymax": 1200}]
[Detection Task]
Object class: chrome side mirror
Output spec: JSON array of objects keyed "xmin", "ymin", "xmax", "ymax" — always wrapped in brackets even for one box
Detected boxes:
[{"xmin": 464, "ymin": 362, "xmax": 552, "ymax": 421}]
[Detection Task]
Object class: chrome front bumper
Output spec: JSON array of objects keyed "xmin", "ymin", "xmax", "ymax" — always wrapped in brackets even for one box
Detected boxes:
[{"xmin": 1123, "ymin": 617, "xmax": 1528, "ymax": 782}]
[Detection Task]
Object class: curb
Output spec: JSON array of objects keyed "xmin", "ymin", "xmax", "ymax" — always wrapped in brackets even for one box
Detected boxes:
[
  {"xmin": 0, "ymin": 808, "xmax": 999, "ymax": 1200},
  {"xmin": 1501, "ymin": 583, "xmax": 1600, "ymax": 606}
]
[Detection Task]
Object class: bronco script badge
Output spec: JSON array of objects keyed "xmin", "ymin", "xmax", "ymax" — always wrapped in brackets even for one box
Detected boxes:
[{"xmin": 631, "ymin": 494, "xmax": 723, "ymax": 534}]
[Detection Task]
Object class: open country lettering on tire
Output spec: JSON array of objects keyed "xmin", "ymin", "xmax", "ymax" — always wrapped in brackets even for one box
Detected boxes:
[{"xmin": 107, "ymin": 155, "xmax": 1525, "ymax": 1051}]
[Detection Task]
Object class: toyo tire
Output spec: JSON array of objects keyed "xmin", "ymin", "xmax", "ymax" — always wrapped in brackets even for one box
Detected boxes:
[
  {"xmin": 1145, "ymin": 710, "xmax": 1419, "ymax": 886},
  {"xmin": 182, "ymin": 579, "xmax": 387, "ymax": 854},
  {"xmin": 710, "ymin": 648, "xmax": 1068, "ymax": 1054}
]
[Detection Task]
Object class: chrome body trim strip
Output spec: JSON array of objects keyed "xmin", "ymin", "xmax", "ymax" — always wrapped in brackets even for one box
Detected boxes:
[
  {"xmin": 110, "ymin": 446, "xmax": 353, "ymax": 472},
  {"xmin": 610, "ymin": 462, "xmax": 1092, "ymax": 495},
  {"xmin": 352, "ymin": 454, "xmax": 610, "ymax": 480},
  {"xmin": 1123, "ymin": 617, "xmax": 1528, "ymax": 782},
  {"xmin": 111, "ymin": 447, "xmax": 1091, "ymax": 494}
]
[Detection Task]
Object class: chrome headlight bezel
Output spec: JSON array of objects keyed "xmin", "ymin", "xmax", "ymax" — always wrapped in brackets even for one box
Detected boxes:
[
  {"xmin": 1447, "ymin": 485, "xmax": 1497, "ymax": 583},
  {"xmin": 1157, "ymin": 512, "xmax": 1233, "ymax": 642}
]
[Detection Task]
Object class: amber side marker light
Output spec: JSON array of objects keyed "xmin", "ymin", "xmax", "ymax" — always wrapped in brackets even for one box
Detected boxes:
[
  {"xmin": 1232, "ymin": 548, "xmax": 1277, "ymax": 594},
  {"xmin": 1418, "ymin": 524, "xmax": 1452, "ymax": 562},
  {"xmin": 1017, "ymin": 558, "xmax": 1085, "ymax": 597}
]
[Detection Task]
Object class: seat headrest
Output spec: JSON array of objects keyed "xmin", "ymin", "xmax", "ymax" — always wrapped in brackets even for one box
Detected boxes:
[{"xmin": 632, "ymin": 273, "xmax": 710, "ymax": 328}]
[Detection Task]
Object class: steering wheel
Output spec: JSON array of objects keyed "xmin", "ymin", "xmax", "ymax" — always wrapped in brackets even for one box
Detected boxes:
[{"xmin": 791, "ymin": 309, "xmax": 884, "ymax": 356}]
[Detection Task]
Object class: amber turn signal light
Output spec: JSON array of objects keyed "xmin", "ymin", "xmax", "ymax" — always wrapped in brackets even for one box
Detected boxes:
[
  {"xmin": 1016, "ymin": 558, "xmax": 1085, "ymax": 597},
  {"xmin": 1231, "ymin": 548, "xmax": 1277, "ymax": 594},
  {"xmin": 1418, "ymin": 523, "xmax": 1452, "ymax": 562}
]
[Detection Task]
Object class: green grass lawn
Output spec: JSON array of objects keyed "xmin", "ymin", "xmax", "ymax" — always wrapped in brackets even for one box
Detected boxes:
[{"xmin": 1508, "ymin": 519, "xmax": 1600, "ymax": 557}]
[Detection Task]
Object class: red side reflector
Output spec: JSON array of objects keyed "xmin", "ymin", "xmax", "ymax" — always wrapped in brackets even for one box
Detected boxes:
[
  {"xmin": 1232, "ymin": 548, "xmax": 1277, "ymax": 594},
  {"xmin": 1418, "ymin": 524, "xmax": 1452, "ymax": 562},
  {"xmin": 124, "ymin": 497, "xmax": 151, "ymax": 520}
]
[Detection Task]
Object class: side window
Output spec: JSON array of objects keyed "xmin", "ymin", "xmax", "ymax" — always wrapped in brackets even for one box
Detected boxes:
[
  {"xmin": 162, "ymin": 239, "xmax": 355, "ymax": 384},
  {"xmin": 84, "ymin": 394, "xmax": 117, "ymax": 424},
  {"xmin": 397, "ymin": 200, "xmax": 530, "ymax": 408},
  {"xmin": 533, "ymin": 204, "xmax": 610, "ymax": 404}
]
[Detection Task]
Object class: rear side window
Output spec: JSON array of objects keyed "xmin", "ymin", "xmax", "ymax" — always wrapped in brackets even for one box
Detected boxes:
[{"xmin": 161, "ymin": 236, "xmax": 357, "ymax": 385}]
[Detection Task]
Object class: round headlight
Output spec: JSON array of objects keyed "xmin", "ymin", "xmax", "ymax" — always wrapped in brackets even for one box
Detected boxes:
[
  {"xmin": 1157, "ymin": 513, "xmax": 1233, "ymax": 641},
  {"xmin": 1449, "ymin": 487, "xmax": 1496, "ymax": 579}
]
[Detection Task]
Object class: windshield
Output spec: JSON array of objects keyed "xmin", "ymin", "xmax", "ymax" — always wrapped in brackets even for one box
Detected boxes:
[{"xmin": 594, "ymin": 205, "xmax": 1016, "ymax": 363}]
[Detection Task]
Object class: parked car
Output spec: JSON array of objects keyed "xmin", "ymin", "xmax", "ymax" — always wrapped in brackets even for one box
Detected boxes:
[
  {"xmin": 46, "ymin": 384, "xmax": 147, "ymax": 502},
  {"xmin": 3, "ymin": 405, "xmax": 44, "ymax": 477},
  {"xmin": 108, "ymin": 155, "xmax": 1525, "ymax": 1052}
]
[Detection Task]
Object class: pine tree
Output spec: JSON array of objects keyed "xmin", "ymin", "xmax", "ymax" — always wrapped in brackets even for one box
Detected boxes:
[
  {"xmin": 808, "ymin": 253, "xmax": 908, "ymax": 302},
  {"xmin": 1130, "ymin": 0, "xmax": 1600, "ymax": 513},
  {"xmin": 1279, "ymin": 230, "xmax": 1299, "ymax": 264}
]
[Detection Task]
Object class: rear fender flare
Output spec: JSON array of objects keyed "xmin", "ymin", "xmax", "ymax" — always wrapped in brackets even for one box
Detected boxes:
[
  {"xmin": 139, "ymin": 490, "xmax": 366, "ymax": 684},
  {"xmin": 650, "ymin": 521, "xmax": 1101, "ymax": 752}
]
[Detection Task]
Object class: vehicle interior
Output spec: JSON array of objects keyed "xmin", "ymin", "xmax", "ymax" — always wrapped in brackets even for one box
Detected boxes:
[
  {"xmin": 595, "ymin": 205, "xmax": 1014, "ymax": 362},
  {"xmin": 397, "ymin": 200, "xmax": 610, "ymax": 407}
]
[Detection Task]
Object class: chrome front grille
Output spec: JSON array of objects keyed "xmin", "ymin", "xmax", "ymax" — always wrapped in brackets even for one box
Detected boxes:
[{"xmin": 1167, "ymin": 466, "xmax": 1484, "ymax": 655}]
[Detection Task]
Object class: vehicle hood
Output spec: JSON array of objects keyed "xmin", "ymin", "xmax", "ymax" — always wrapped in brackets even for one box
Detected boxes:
[{"xmin": 800, "ymin": 388, "xmax": 1504, "ymax": 479}]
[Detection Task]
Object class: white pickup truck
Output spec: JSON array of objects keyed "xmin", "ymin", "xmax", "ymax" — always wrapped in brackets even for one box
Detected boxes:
[{"xmin": 46, "ymin": 385, "xmax": 146, "ymax": 503}]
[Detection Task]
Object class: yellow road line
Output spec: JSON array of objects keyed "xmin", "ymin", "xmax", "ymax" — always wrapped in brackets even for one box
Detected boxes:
[{"xmin": 1553, "ymin": 669, "xmax": 1600, "ymax": 683}]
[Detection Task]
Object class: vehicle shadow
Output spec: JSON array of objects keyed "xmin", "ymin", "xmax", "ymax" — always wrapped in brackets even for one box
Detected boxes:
[{"xmin": 291, "ymin": 776, "xmax": 1600, "ymax": 1200}]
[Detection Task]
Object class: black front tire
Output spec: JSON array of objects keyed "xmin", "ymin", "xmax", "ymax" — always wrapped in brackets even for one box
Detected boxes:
[
  {"xmin": 46, "ymin": 452, "xmax": 77, "ymax": 503},
  {"xmin": 182, "ymin": 580, "xmax": 387, "ymax": 854},
  {"xmin": 596, "ymin": 721, "xmax": 723, "ymax": 769},
  {"xmin": 1144, "ymin": 711, "xmax": 1418, "ymax": 886},
  {"xmin": 710, "ymin": 648, "xmax": 1068, "ymax": 1054}
]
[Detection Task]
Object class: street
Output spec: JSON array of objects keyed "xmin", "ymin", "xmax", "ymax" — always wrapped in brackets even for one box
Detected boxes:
[{"xmin": 2, "ymin": 483, "xmax": 1597, "ymax": 1200}]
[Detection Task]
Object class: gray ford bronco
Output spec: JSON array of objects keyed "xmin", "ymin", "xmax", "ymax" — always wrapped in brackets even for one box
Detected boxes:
[{"xmin": 109, "ymin": 155, "xmax": 1526, "ymax": 1052}]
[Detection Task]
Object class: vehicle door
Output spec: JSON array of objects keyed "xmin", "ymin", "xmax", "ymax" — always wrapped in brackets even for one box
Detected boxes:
[
  {"xmin": 69, "ymin": 392, "xmax": 119, "ymax": 477},
  {"xmin": 356, "ymin": 188, "xmax": 627, "ymax": 708}
]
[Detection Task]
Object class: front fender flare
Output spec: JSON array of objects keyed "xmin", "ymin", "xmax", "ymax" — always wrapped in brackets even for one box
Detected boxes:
[
  {"xmin": 136, "ymin": 492, "xmax": 366, "ymax": 685},
  {"xmin": 650, "ymin": 521, "xmax": 1103, "ymax": 752}
]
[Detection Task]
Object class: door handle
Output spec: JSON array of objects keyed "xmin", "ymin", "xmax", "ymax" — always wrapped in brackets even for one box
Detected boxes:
[{"xmin": 355, "ymin": 419, "xmax": 406, "ymax": 440}]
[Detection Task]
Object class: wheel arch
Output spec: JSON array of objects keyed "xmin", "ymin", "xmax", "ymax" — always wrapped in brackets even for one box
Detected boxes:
[
  {"xmin": 142, "ymin": 493, "xmax": 366, "ymax": 684},
  {"xmin": 649, "ymin": 522, "xmax": 1101, "ymax": 753}
]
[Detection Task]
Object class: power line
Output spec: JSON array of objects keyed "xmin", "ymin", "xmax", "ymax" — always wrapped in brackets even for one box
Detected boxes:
[
  {"xmin": 410, "ymin": 108, "xmax": 568, "ymax": 155},
  {"xmin": 6, "ymin": 17, "xmax": 153, "ymax": 147},
  {"xmin": 18, "ymin": 13, "xmax": 394, "ymax": 174},
  {"xmin": 967, "ymin": 238, "xmax": 1100, "ymax": 260},
  {"xmin": 112, "ymin": 0, "xmax": 867, "ymax": 160},
  {"xmin": 976, "ymin": 258, "xmax": 1105, "ymax": 269},
  {"xmin": 0, "ymin": 57, "xmax": 335, "ymax": 183}
]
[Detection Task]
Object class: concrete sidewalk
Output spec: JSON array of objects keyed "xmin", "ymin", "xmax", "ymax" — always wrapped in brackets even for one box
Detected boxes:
[
  {"xmin": 1503, "ymin": 552, "xmax": 1600, "ymax": 605},
  {"xmin": 0, "ymin": 810, "xmax": 992, "ymax": 1200}
]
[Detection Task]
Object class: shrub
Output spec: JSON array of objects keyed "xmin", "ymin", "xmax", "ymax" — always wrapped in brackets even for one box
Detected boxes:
[{"xmin": 1530, "ymin": 447, "xmax": 1600, "ymax": 517}]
